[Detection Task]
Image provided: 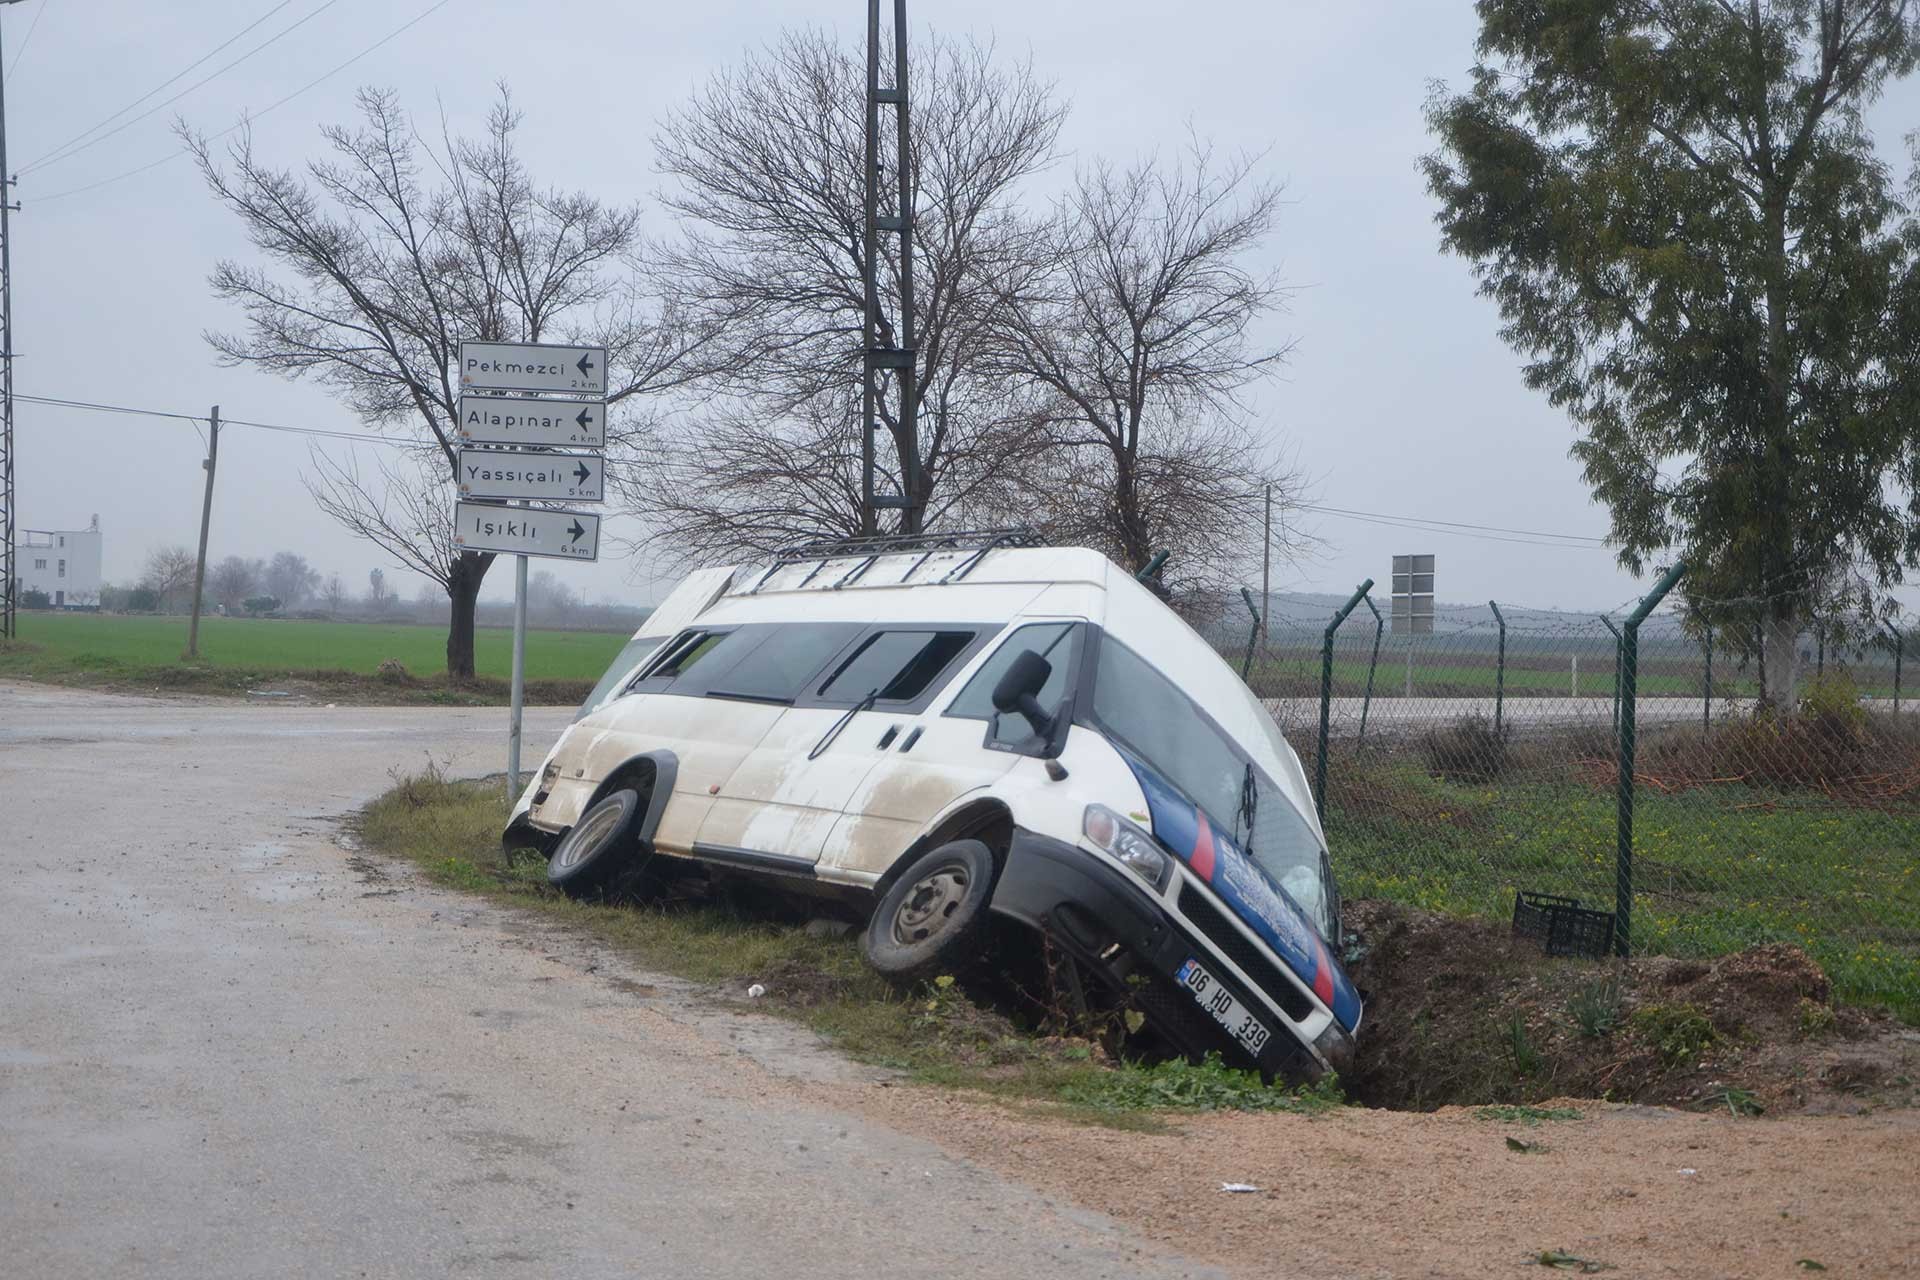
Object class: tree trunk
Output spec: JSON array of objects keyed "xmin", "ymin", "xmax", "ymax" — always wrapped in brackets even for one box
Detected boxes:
[
  {"xmin": 445, "ymin": 551, "xmax": 492, "ymax": 682},
  {"xmin": 1759, "ymin": 607, "xmax": 1798, "ymax": 712}
]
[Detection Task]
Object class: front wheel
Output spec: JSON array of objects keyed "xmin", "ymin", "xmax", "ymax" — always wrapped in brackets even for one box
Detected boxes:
[
  {"xmin": 547, "ymin": 789, "xmax": 643, "ymax": 898},
  {"xmin": 863, "ymin": 840, "xmax": 998, "ymax": 986}
]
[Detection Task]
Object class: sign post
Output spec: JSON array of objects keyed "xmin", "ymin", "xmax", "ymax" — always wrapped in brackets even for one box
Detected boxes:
[{"xmin": 457, "ymin": 341, "xmax": 608, "ymax": 795}]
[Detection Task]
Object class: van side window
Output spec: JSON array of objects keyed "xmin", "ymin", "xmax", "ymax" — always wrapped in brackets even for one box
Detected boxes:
[
  {"xmin": 647, "ymin": 630, "xmax": 729, "ymax": 680},
  {"xmin": 701, "ymin": 623, "xmax": 863, "ymax": 703},
  {"xmin": 818, "ymin": 630, "xmax": 975, "ymax": 704},
  {"xmin": 946, "ymin": 622, "xmax": 1082, "ymax": 751}
]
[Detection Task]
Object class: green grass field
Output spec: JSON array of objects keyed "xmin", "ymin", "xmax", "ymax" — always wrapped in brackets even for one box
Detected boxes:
[
  {"xmin": 0, "ymin": 611, "xmax": 632, "ymax": 703},
  {"xmin": 1328, "ymin": 764, "xmax": 1920, "ymax": 1022}
]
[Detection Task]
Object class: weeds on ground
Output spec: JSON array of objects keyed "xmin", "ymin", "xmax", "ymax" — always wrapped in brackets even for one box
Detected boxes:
[
  {"xmin": 1506, "ymin": 1013, "xmax": 1546, "ymax": 1079},
  {"xmin": 1475, "ymin": 1105, "xmax": 1582, "ymax": 1125},
  {"xmin": 1058, "ymin": 1055, "xmax": 1345, "ymax": 1116},
  {"xmin": 1630, "ymin": 1002, "xmax": 1718, "ymax": 1069},
  {"xmin": 1699, "ymin": 1085, "xmax": 1763, "ymax": 1117},
  {"xmin": 1567, "ymin": 976, "xmax": 1624, "ymax": 1038}
]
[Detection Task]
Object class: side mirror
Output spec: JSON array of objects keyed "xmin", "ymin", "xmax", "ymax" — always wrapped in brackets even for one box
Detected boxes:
[{"xmin": 991, "ymin": 650, "xmax": 1055, "ymax": 736}]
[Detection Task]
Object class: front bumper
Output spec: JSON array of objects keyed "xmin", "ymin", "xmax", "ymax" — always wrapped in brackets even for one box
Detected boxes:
[{"xmin": 989, "ymin": 827, "xmax": 1348, "ymax": 1081}]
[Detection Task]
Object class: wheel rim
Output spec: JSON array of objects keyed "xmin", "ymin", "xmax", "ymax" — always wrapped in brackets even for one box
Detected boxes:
[
  {"xmin": 891, "ymin": 861, "xmax": 970, "ymax": 946},
  {"xmin": 556, "ymin": 800, "xmax": 623, "ymax": 870}
]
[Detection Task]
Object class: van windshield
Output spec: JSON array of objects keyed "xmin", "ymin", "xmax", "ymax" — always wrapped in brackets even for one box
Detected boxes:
[
  {"xmin": 575, "ymin": 635, "xmax": 664, "ymax": 722},
  {"xmin": 1090, "ymin": 636, "xmax": 1334, "ymax": 938}
]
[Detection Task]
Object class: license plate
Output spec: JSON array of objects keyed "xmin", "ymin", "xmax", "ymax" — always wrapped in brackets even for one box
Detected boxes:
[{"xmin": 1175, "ymin": 957, "xmax": 1271, "ymax": 1056}]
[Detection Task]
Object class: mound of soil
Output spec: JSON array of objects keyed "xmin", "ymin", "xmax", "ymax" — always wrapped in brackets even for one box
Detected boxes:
[{"xmin": 1340, "ymin": 899, "xmax": 1918, "ymax": 1115}]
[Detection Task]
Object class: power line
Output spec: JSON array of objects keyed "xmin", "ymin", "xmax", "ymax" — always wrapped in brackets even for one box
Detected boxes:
[
  {"xmin": 6, "ymin": 0, "xmax": 45, "ymax": 80},
  {"xmin": 1295, "ymin": 502, "xmax": 1612, "ymax": 552},
  {"xmin": 21, "ymin": 0, "xmax": 322, "ymax": 177},
  {"xmin": 31, "ymin": 0, "xmax": 455, "ymax": 204},
  {"xmin": 17, "ymin": 391, "xmax": 417, "ymax": 447},
  {"xmin": 1296, "ymin": 501, "xmax": 1606, "ymax": 546}
]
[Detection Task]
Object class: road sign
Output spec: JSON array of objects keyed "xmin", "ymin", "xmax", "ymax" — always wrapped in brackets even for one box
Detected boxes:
[
  {"xmin": 453, "ymin": 501, "xmax": 600, "ymax": 562},
  {"xmin": 457, "ymin": 447, "xmax": 605, "ymax": 503},
  {"xmin": 458, "ymin": 340, "xmax": 608, "ymax": 396},
  {"xmin": 457, "ymin": 394, "xmax": 606, "ymax": 449}
]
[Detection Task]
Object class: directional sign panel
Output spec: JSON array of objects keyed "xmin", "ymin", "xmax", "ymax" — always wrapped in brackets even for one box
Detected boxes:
[
  {"xmin": 453, "ymin": 501, "xmax": 600, "ymax": 562},
  {"xmin": 459, "ymin": 341, "xmax": 608, "ymax": 396},
  {"xmin": 457, "ymin": 448, "xmax": 605, "ymax": 503},
  {"xmin": 457, "ymin": 394, "xmax": 606, "ymax": 449}
]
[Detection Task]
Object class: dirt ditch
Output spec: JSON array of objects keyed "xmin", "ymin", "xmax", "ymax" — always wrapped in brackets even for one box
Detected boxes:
[{"xmin": 1340, "ymin": 899, "xmax": 1918, "ymax": 1116}]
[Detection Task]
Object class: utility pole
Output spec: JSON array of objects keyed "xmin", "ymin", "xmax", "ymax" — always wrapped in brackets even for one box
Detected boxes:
[
  {"xmin": 0, "ymin": 0, "xmax": 25, "ymax": 640},
  {"xmin": 860, "ymin": 0, "xmax": 918, "ymax": 535},
  {"xmin": 186, "ymin": 406, "xmax": 219, "ymax": 658}
]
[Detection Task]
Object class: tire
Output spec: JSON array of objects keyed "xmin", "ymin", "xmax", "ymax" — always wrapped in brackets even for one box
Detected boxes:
[
  {"xmin": 863, "ymin": 839, "xmax": 998, "ymax": 986},
  {"xmin": 547, "ymin": 788, "xmax": 644, "ymax": 898}
]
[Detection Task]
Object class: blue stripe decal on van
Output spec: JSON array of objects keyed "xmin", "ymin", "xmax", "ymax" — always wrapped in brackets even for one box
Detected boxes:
[{"xmin": 1118, "ymin": 751, "xmax": 1361, "ymax": 1031}]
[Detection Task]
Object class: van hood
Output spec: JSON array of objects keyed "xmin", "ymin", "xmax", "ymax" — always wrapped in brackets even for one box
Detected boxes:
[{"xmin": 1118, "ymin": 750, "xmax": 1361, "ymax": 1032}]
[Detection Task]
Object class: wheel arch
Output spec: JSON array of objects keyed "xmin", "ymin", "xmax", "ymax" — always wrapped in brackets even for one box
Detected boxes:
[
  {"xmin": 585, "ymin": 750, "xmax": 679, "ymax": 848},
  {"xmin": 870, "ymin": 796, "xmax": 1016, "ymax": 901}
]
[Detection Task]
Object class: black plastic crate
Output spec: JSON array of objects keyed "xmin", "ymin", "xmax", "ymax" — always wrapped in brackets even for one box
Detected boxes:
[{"xmin": 1512, "ymin": 891, "xmax": 1615, "ymax": 959}]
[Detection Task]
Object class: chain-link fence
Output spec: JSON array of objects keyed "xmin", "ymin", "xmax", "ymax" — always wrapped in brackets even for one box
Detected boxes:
[{"xmin": 1208, "ymin": 581, "xmax": 1919, "ymax": 1022}]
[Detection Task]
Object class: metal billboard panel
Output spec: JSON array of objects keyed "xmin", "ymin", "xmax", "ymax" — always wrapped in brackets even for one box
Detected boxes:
[
  {"xmin": 457, "ymin": 394, "xmax": 607, "ymax": 449},
  {"xmin": 458, "ymin": 341, "xmax": 608, "ymax": 396},
  {"xmin": 453, "ymin": 501, "xmax": 600, "ymax": 562},
  {"xmin": 456, "ymin": 448, "xmax": 605, "ymax": 503}
]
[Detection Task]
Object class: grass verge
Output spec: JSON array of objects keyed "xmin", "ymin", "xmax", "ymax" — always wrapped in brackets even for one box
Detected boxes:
[
  {"xmin": 355, "ymin": 768, "xmax": 1344, "ymax": 1125},
  {"xmin": 0, "ymin": 636, "xmax": 594, "ymax": 706},
  {"xmin": 1, "ymin": 612, "xmax": 623, "ymax": 705}
]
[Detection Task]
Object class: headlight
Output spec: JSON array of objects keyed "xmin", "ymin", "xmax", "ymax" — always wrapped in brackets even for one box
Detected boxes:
[
  {"xmin": 1083, "ymin": 805, "xmax": 1171, "ymax": 890},
  {"xmin": 1313, "ymin": 1018, "xmax": 1355, "ymax": 1073}
]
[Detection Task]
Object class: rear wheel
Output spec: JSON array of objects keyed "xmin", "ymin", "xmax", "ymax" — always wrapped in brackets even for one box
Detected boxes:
[
  {"xmin": 547, "ymin": 789, "xmax": 646, "ymax": 899},
  {"xmin": 863, "ymin": 840, "xmax": 998, "ymax": 986}
]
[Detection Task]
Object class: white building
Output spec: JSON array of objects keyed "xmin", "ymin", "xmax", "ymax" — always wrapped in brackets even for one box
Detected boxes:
[{"xmin": 14, "ymin": 516, "xmax": 104, "ymax": 608}]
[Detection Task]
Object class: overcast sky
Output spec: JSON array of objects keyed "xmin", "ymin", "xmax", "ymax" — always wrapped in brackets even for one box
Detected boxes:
[{"xmin": 9, "ymin": 1, "xmax": 1920, "ymax": 617}]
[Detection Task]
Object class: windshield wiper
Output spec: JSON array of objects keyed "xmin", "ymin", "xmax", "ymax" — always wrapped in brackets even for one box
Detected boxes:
[{"xmin": 808, "ymin": 689, "xmax": 879, "ymax": 760}]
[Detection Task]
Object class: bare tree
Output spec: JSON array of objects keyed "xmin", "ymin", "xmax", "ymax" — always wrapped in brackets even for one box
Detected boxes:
[
  {"xmin": 262, "ymin": 552, "xmax": 320, "ymax": 607},
  {"xmin": 366, "ymin": 568, "xmax": 391, "ymax": 611},
  {"xmin": 321, "ymin": 573, "xmax": 349, "ymax": 615},
  {"xmin": 633, "ymin": 28, "xmax": 1064, "ymax": 562},
  {"xmin": 525, "ymin": 569, "xmax": 578, "ymax": 622},
  {"xmin": 987, "ymin": 144, "xmax": 1303, "ymax": 596},
  {"xmin": 207, "ymin": 555, "xmax": 260, "ymax": 612},
  {"xmin": 140, "ymin": 546, "xmax": 199, "ymax": 614},
  {"xmin": 188, "ymin": 87, "xmax": 701, "ymax": 677}
]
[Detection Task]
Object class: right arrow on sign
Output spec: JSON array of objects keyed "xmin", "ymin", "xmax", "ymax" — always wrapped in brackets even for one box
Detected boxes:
[{"xmin": 568, "ymin": 519, "xmax": 587, "ymax": 545}]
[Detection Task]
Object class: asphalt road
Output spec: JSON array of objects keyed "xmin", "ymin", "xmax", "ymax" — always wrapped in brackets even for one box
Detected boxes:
[{"xmin": 0, "ymin": 683, "xmax": 1214, "ymax": 1280}]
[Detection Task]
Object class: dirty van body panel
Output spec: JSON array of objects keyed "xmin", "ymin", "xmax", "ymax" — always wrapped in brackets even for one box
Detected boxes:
[
  {"xmin": 512, "ymin": 565, "xmax": 741, "ymax": 828},
  {"xmin": 533, "ymin": 695, "xmax": 785, "ymax": 852}
]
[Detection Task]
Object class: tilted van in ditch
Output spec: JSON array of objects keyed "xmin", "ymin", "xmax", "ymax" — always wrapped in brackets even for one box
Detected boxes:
[{"xmin": 507, "ymin": 534, "xmax": 1360, "ymax": 1078}]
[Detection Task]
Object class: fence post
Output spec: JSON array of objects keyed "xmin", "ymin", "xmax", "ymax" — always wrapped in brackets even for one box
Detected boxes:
[
  {"xmin": 1615, "ymin": 562, "xmax": 1688, "ymax": 958},
  {"xmin": 1889, "ymin": 624, "xmax": 1904, "ymax": 716},
  {"xmin": 1703, "ymin": 625, "xmax": 1713, "ymax": 733},
  {"xmin": 1238, "ymin": 586, "xmax": 1261, "ymax": 682},
  {"xmin": 1489, "ymin": 600, "xmax": 1507, "ymax": 736},
  {"xmin": 1359, "ymin": 594, "xmax": 1384, "ymax": 745},
  {"xmin": 1315, "ymin": 579, "xmax": 1375, "ymax": 826},
  {"xmin": 1600, "ymin": 615, "xmax": 1622, "ymax": 734}
]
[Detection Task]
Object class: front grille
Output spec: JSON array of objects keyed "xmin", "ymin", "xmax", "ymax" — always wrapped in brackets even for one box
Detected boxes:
[{"xmin": 1177, "ymin": 883, "xmax": 1314, "ymax": 1023}]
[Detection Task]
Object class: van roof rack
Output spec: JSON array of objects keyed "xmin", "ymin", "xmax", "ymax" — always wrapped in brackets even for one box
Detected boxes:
[{"xmin": 747, "ymin": 527, "xmax": 1048, "ymax": 594}]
